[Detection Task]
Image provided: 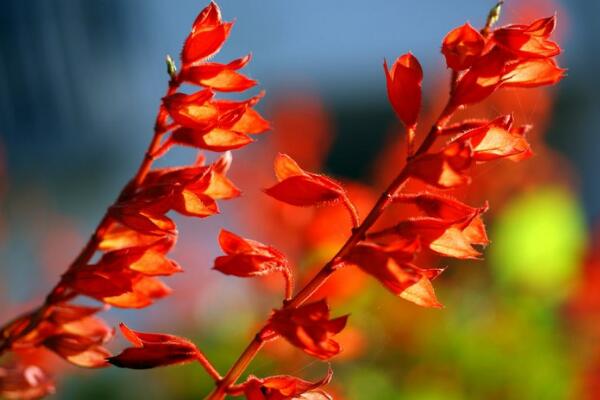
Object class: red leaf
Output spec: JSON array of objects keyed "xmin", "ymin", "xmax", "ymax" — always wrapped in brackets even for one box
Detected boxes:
[
  {"xmin": 265, "ymin": 154, "xmax": 346, "ymax": 207},
  {"xmin": 268, "ymin": 300, "xmax": 348, "ymax": 360},
  {"xmin": 108, "ymin": 323, "xmax": 199, "ymax": 369},
  {"xmin": 442, "ymin": 23, "xmax": 486, "ymax": 70},
  {"xmin": 384, "ymin": 53, "xmax": 422, "ymax": 127}
]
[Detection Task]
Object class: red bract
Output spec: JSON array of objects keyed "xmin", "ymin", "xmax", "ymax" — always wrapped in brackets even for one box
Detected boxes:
[
  {"xmin": 181, "ymin": 1, "xmax": 232, "ymax": 66},
  {"xmin": 449, "ymin": 15, "xmax": 563, "ymax": 108},
  {"xmin": 370, "ymin": 215, "xmax": 488, "ymax": 259},
  {"xmin": 394, "ymin": 192, "xmax": 489, "ymax": 246},
  {"xmin": 10, "ymin": 304, "xmax": 112, "ymax": 369},
  {"xmin": 384, "ymin": 53, "xmax": 423, "ymax": 128},
  {"xmin": 442, "ymin": 23, "xmax": 485, "ymax": 70},
  {"xmin": 492, "ymin": 16, "xmax": 559, "ymax": 59},
  {"xmin": 450, "ymin": 115, "xmax": 532, "ymax": 161},
  {"xmin": 265, "ymin": 154, "xmax": 347, "ymax": 207},
  {"xmin": 107, "ymin": 324, "xmax": 199, "ymax": 369},
  {"xmin": 502, "ymin": 58, "xmax": 565, "ymax": 88},
  {"xmin": 163, "ymin": 89, "xmax": 218, "ymax": 132},
  {"xmin": 181, "ymin": 55, "xmax": 256, "ymax": 92},
  {"xmin": 241, "ymin": 368, "xmax": 333, "ymax": 400},
  {"xmin": 450, "ymin": 48, "xmax": 507, "ymax": 107},
  {"xmin": 268, "ymin": 300, "xmax": 348, "ymax": 360},
  {"xmin": 344, "ymin": 242, "xmax": 444, "ymax": 308},
  {"xmin": 408, "ymin": 142, "xmax": 473, "ymax": 188},
  {"xmin": 214, "ymin": 230, "xmax": 289, "ymax": 278}
]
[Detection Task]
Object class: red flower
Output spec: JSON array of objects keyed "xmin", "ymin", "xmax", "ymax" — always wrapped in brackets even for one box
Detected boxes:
[
  {"xmin": 450, "ymin": 115, "xmax": 532, "ymax": 161},
  {"xmin": 10, "ymin": 304, "xmax": 113, "ymax": 368},
  {"xmin": 181, "ymin": 54, "xmax": 256, "ymax": 92},
  {"xmin": 450, "ymin": 15, "xmax": 563, "ymax": 108},
  {"xmin": 241, "ymin": 368, "xmax": 333, "ymax": 400},
  {"xmin": 492, "ymin": 16, "xmax": 559, "ymax": 59},
  {"xmin": 265, "ymin": 154, "xmax": 347, "ymax": 207},
  {"xmin": 383, "ymin": 53, "xmax": 422, "ymax": 128},
  {"xmin": 268, "ymin": 300, "xmax": 348, "ymax": 360},
  {"xmin": 107, "ymin": 323, "xmax": 200, "ymax": 369},
  {"xmin": 0, "ymin": 365, "xmax": 55, "ymax": 400},
  {"xmin": 344, "ymin": 242, "xmax": 444, "ymax": 308},
  {"xmin": 214, "ymin": 229, "xmax": 289, "ymax": 278},
  {"xmin": 408, "ymin": 142, "xmax": 473, "ymax": 189},
  {"xmin": 442, "ymin": 23, "xmax": 486, "ymax": 70},
  {"xmin": 181, "ymin": 1, "xmax": 233, "ymax": 66}
]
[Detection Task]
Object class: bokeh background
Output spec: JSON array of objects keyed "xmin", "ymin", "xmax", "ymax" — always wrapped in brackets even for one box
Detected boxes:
[{"xmin": 1, "ymin": 0, "xmax": 599, "ymax": 399}]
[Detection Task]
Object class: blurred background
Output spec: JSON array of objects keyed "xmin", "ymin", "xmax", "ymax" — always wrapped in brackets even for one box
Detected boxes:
[{"xmin": 1, "ymin": 0, "xmax": 599, "ymax": 399}]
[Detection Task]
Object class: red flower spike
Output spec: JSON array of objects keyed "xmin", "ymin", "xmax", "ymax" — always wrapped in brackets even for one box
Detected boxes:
[
  {"xmin": 408, "ymin": 142, "xmax": 473, "ymax": 188},
  {"xmin": 181, "ymin": 55, "xmax": 257, "ymax": 92},
  {"xmin": 242, "ymin": 367, "xmax": 333, "ymax": 400},
  {"xmin": 492, "ymin": 16, "xmax": 560, "ymax": 59},
  {"xmin": 442, "ymin": 23, "xmax": 485, "ymax": 70},
  {"xmin": 214, "ymin": 229, "xmax": 289, "ymax": 278},
  {"xmin": 265, "ymin": 154, "xmax": 347, "ymax": 207},
  {"xmin": 268, "ymin": 300, "xmax": 348, "ymax": 360},
  {"xmin": 107, "ymin": 323, "xmax": 200, "ymax": 369},
  {"xmin": 344, "ymin": 242, "xmax": 444, "ymax": 308},
  {"xmin": 451, "ymin": 115, "xmax": 532, "ymax": 161},
  {"xmin": 0, "ymin": 365, "xmax": 56, "ymax": 400},
  {"xmin": 181, "ymin": 2, "xmax": 233, "ymax": 66},
  {"xmin": 383, "ymin": 53, "xmax": 422, "ymax": 127}
]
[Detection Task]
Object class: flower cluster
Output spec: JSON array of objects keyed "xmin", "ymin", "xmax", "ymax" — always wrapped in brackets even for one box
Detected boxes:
[
  {"xmin": 0, "ymin": 1, "xmax": 565, "ymax": 399},
  {"xmin": 0, "ymin": 1, "xmax": 266, "ymax": 397}
]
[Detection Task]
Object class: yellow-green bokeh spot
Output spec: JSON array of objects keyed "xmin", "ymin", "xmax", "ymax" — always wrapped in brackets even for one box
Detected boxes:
[{"xmin": 489, "ymin": 186, "xmax": 586, "ymax": 297}]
